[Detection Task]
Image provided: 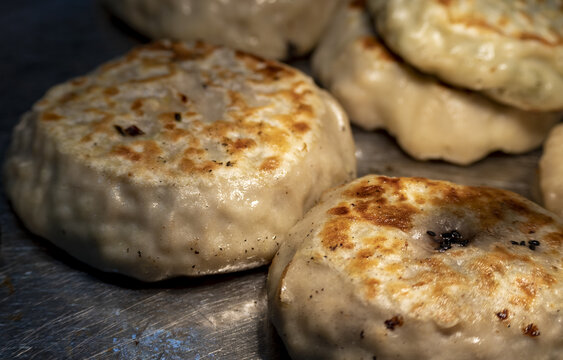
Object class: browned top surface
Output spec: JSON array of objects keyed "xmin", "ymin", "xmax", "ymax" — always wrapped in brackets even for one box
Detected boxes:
[
  {"xmin": 33, "ymin": 40, "xmax": 323, "ymax": 184},
  {"xmin": 434, "ymin": 0, "xmax": 563, "ymax": 46},
  {"xmin": 315, "ymin": 175, "xmax": 563, "ymax": 328}
]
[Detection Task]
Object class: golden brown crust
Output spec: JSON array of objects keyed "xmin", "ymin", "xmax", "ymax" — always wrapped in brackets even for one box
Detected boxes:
[
  {"xmin": 369, "ymin": 0, "xmax": 563, "ymax": 111},
  {"xmin": 3, "ymin": 40, "xmax": 357, "ymax": 280},
  {"xmin": 34, "ymin": 40, "xmax": 321, "ymax": 183},
  {"xmin": 312, "ymin": 1, "xmax": 561, "ymax": 165},
  {"xmin": 433, "ymin": 0, "xmax": 563, "ymax": 46},
  {"xmin": 268, "ymin": 175, "xmax": 563, "ymax": 359}
]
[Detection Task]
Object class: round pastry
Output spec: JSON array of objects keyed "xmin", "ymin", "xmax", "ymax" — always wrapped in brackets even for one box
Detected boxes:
[
  {"xmin": 103, "ymin": 0, "xmax": 343, "ymax": 60},
  {"xmin": 268, "ymin": 175, "xmax": 563, "ymax": 360},
  {"xmin": 3, "ymin": 40, "xmax": 356, "ymax": 281},
  {"xmin": 312, "ymin": 0, "xmax": 561, "ymax": 165},
  {"xmin": 368, "ymin": 0, "xmax": 563, "ymax": 111},
  {"xmin": 540, "ymin": 123, "xmax": 563, "ymax": 219}
]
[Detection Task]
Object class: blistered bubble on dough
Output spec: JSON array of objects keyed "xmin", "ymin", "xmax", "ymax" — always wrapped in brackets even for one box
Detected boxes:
[
  {"xmin": 103, "ymin": 0, "xmax": 343, "ymax": 60},
  {"xmin": 268, "ymin": 175, "xmax": 563, "ymax": 360},
  {"xmin": 3, "ymin": 40, "xmax": 356, "ymax": 281},
  {"xmin": 312, "ymin": 0, "xmax": 561, "ymax": 165},
  {"xmin": 368, "ymin": 0, "xmax": 563, "ymax": 111},
  {"xmin": 540, "ymin": 123, "xmax": 563, "ymax": 219}
]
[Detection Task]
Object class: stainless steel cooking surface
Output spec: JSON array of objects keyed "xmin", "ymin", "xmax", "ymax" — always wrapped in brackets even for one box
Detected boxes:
[{"xmin": 0, "ymin": 1, "xmax": 551, "ymax": 359}]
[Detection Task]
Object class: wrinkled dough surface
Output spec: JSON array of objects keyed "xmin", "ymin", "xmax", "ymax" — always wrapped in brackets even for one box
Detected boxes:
[
  {"xmin": 368, "ymin": 0, "xmax": 563, "ymax": 111},
  {"xmin": 104, "ymin": 0, "xmax": 343, "ymax": 60},
  {"xmin": 312, "ymin": 0, "xmax": 561, "ymax": 165},
  {"xmin": 268, "ymin": 175, "xmax": 563, "ymax": 360},
  {"xmin": 540, "ymin": 123, "xmax": 563, "ymax": 219},
  {"xmin": 3, "ymin": 40, "xmax": 357, "ymax": 281}
]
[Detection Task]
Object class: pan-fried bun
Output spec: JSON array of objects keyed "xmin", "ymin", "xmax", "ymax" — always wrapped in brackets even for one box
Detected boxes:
[
  {"xmin": 103, "ymin": 0, "xmax": 343, "ymax": 60},
  {"xmin": 268, "ymin": 175, "xmax": 563, "ymax": 360},
  {"xmin": 312, "ymin": 0, "xmax": 560, "ymax": 165},
  {"xmin": 540, "ymin": 123, "xmax": 563, "ymax": 219},
  {"xmin": 3, "ymin": 40, "xmax": 356, "ymax": 281},
  {"xmin": 369, "ymin": 0, "xmax": 563, "ymax": 111}
]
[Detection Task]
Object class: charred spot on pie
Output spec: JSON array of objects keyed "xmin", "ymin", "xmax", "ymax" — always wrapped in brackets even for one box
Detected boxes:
[
  {"xmin": 426, "ymin": 229, "xmax": 470, "ymax": 252},
  {"xmin": 114, "ymin": 124, "xmax": 145, "ymax": 137},
  {"xmin": 124, "ymin": 125, "xmax": 145, "ymax": 136},
  {"xmin": 114, "ymin": 125, "xmax": 126, "ymax": 136},
  {"xmin": 523, "ymin": 323, "xmax": 540, "ymax": 337},
  {"xmin": 509, "ymin": 239, "xmax": 541, "ymax": 251},
  {"xmin": 496, "ymin": 309, "xmax": 509, "ymax": 320},
  {"xmin": 421, "ymin": 210, "xmax": 479, "ymax": 253},
  {"xmin": 384, "ymin": 315, "xmax": 404, "ymax": 330}
]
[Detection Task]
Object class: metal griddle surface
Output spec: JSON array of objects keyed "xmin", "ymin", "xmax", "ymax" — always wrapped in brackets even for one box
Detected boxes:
[{"xmin": 0, "ymin": 1, "xmax": 550, "ymax": 359}]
